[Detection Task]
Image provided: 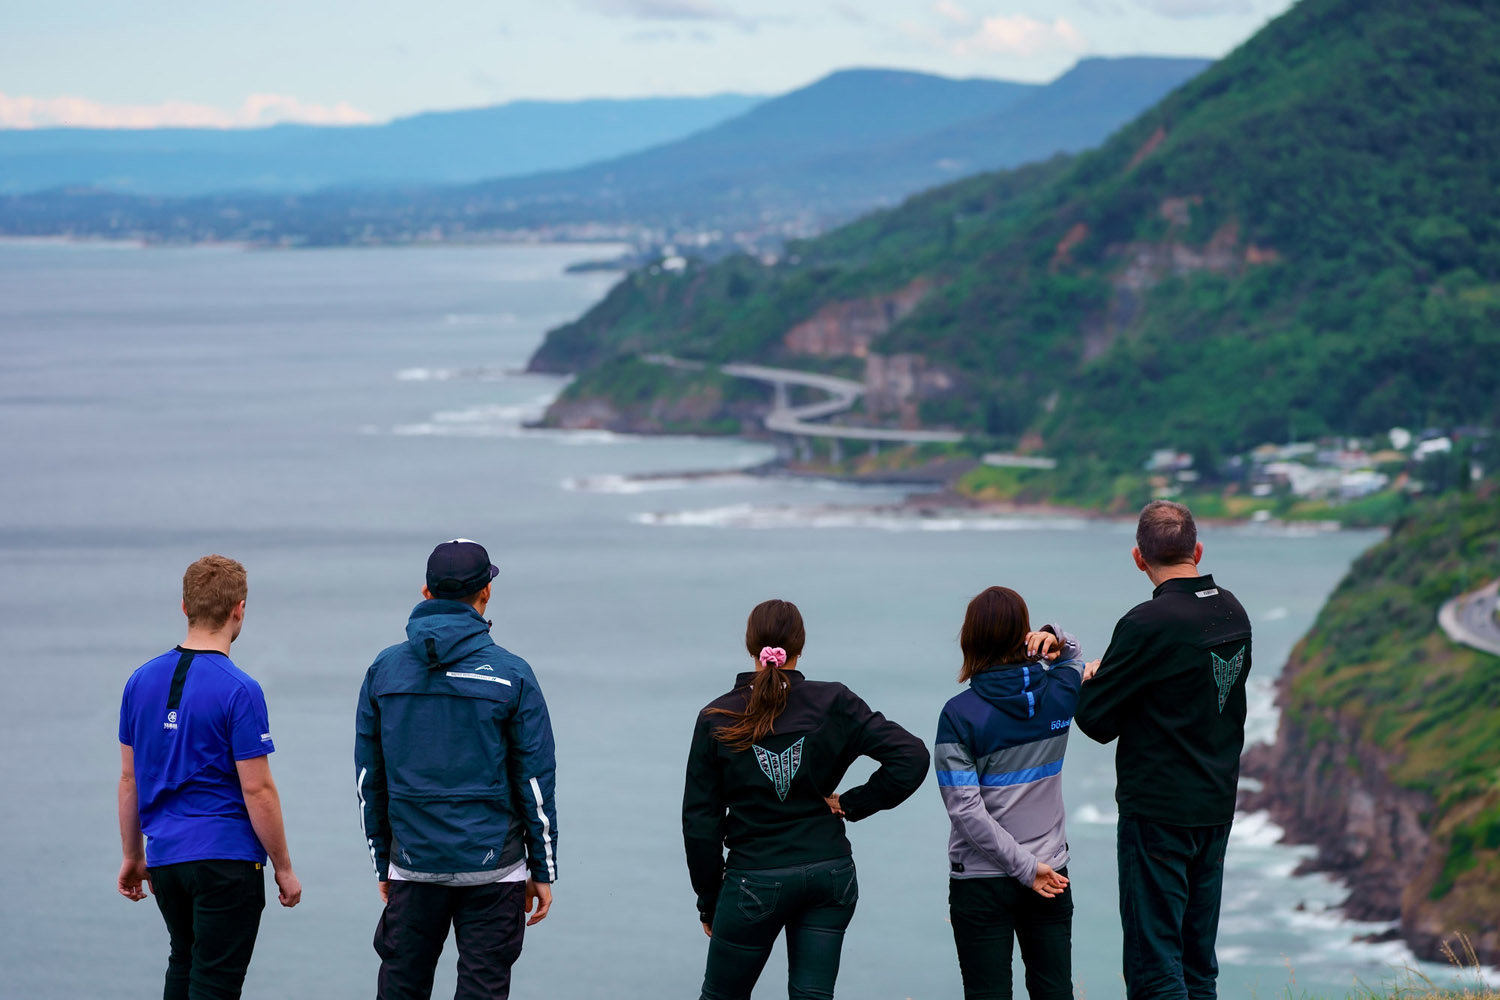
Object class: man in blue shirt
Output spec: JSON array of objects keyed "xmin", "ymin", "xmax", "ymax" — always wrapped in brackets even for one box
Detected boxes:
[
  {"xmin": 356, "ymin": 539, "xmax": 558, "ymax": 1000},
  {"xmin": 118, "ymin": 554, "xmax": 302, "ymax": 999}
]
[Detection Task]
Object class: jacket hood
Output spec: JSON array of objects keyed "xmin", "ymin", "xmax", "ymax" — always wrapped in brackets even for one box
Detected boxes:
[
  {"xmin": 405, "ymin": 599, "xmax": 494, "ymax": 669},
  {"xmin": 969, "ymin": 662, "xmax": 1048, "ymax": 720}
]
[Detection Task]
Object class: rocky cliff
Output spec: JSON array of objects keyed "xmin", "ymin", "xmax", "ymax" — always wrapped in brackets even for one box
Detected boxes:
[{"xmin": 1242, "ymin": 489, "xmax": 1500, "ymax": 965}]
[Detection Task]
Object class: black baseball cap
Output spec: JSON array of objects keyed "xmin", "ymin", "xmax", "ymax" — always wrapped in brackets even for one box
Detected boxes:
[{"xmin": 425, "ymin": 539, "xmax": 499, "ymax": 598}]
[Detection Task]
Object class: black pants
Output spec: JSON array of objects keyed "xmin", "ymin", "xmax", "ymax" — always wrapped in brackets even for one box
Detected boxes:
[
  {"xmin": 1117, "ymin": 817, "xmax": 1231, "ymax": 1000},
  {"xmin": 150, "ymin": 859, "xmax": 266, "ymax": 1000},
  {"xmin": 949, "ymin": 869, "xmax": 1072, "ymax": 1000},
  {"xmin": 700, "ymin": 857, "xmax": 859, "ymax": 1000},
  {"xmin": 375, "ymin": 880, "xmax": 526, "ymax": 1000}
]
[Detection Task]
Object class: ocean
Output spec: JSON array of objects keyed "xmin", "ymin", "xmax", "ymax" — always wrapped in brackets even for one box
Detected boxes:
[{"xmin": 0, "ymin": 241, "xmax": 1482, "ymax": 998}]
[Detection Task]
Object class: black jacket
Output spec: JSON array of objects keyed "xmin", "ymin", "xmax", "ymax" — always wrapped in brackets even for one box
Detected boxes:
[
  {"xmin": 682, "ymin": 670, "xmax": 928, "ymax": 921},
  {"xmin": 1075, "ymin": 574, "xmax": 1252, "ymax": 827}
]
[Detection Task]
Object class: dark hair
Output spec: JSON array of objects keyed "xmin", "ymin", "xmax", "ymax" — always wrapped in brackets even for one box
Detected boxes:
[
  {"xmin": 1136, "ymin": 499, "xmax": 1198, "ymax": 566},
  {"xmin": 959, "ymin": 586, "xmax": 1030, "ymax": 682},
  {"xmin": 183, "ymin": 554, "xmax": 247, "ymax": 628},
  {"xmin": 708, "ymin": 599, "xmax": 807, "ymax": 751}
]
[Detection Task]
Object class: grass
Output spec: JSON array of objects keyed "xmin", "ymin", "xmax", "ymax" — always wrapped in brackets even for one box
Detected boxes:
[{"xmin": 1286, "ymin": 935, "xmax": 1499, "ymax": 999}]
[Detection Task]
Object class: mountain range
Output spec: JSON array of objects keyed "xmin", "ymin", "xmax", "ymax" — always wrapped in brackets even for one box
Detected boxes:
[
  {"xmin": 0, "ymin": 57, "xmax": 1208, "ymax": 243},
  {"xmin": 0, "ymin": 94, "xmax": 764, "ymax": 195},
  {"xmin": 459, "ymin": 58, "xmax": 1209, "ymax": 228}
]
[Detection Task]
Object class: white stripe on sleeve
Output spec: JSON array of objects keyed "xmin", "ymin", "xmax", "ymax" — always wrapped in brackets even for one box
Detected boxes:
[{"xmin": 528, "ymin": 776, "xmax": 556, "ymax": 882}]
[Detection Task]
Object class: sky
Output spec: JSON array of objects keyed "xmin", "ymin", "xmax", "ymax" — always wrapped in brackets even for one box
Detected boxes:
[{"xmin": 0, "ymin": 0, "xmax": 1296, "ymax": 129}]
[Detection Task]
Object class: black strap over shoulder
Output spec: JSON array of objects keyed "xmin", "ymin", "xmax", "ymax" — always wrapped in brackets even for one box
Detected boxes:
[{"xmin": 167, "ymin": 648, "xmax": 197, "ymax": 711}]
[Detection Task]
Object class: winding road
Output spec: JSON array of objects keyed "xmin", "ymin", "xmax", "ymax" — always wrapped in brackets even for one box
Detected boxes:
[
  {"xmin": 1438, "ymin": 579, "xmax": 1500, "ymax": 657},
  {"xmin": 646, "ymin": 354, "xmax": 964, "ymax": 445}
]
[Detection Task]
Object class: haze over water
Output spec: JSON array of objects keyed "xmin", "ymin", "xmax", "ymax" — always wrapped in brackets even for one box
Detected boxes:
[{"xmin": 0, "ymin": 242, "xmax": 1476, "ymax": 997}]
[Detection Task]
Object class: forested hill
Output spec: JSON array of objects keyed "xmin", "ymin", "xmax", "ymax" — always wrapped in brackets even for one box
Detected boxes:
[{"xmin": 533, "ymin": 0, "xmax": 1500, "ymax": 489}]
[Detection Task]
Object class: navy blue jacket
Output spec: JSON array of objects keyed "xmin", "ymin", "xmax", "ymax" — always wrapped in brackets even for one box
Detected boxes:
[{"xmin": 356, "ymin": 600, "xmax": 557, "ymax": 882}]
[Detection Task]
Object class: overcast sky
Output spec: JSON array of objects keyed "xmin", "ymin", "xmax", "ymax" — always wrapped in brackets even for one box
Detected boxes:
[{"xmin": 0, "ymin": 0, "xmax": 1296, "ymax": 128}]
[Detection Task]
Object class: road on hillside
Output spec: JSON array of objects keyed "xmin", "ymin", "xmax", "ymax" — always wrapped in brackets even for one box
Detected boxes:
[
  {"xmin": 646, "ymin": 354, "xmax": 964, "ymax": 444},
  {"xmin": 1438, "ymin": 579, "xmax": 1500, "ymax": 657}
]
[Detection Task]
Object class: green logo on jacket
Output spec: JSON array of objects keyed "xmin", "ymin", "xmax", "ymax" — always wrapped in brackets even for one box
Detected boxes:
[
  {"xmin": 1211, "ymin": 647, "xmax": 1246, "ymax": 712},
  {"xmin": 753, "ymin": 738, "xmax": 804, "ymax": 801}
]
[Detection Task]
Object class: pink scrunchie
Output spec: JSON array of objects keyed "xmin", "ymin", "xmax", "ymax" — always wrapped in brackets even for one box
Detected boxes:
[{"xmin": 759, "ymin": 646, "xmax": 788, "ymax": 668}]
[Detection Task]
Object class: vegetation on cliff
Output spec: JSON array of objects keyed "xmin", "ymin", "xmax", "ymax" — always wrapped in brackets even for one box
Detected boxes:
[
  {"xmin": 1251, "ymin": 488, "xmax": 1500, "ymax": 964},
  {"xmin": 533, "ymin": 0, "xmax": 1500, "ymax": 502}
]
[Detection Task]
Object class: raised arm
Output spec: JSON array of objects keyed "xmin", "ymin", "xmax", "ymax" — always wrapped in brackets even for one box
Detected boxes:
[
  {"xmin": 1075, "ymin": 616, "xmax": 1152, "ymax": 743},
  {"xmin": 834, "ymin": 691, "xmax": 930, "ymax": 822}
]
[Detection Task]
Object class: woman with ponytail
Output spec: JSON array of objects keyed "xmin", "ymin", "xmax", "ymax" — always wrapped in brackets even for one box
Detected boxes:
[{"xmin": 683, "ymin": 599, "xmax": 928, "ymax": 1000}]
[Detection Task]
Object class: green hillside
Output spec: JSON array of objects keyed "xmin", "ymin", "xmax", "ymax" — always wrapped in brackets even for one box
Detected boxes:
[
  {"xmin": 532, "ymin": 0, "xmax": 1500, "ymax": 492},
  {"xmin": 1258, "ymin": 487, "xmax": 1500, "ymax": 965}
]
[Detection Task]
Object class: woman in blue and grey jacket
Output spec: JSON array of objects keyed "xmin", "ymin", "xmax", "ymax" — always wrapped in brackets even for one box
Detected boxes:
[{"xmin": 935, "ymin": 585, "xmax": 1086, "ymax": 1000}]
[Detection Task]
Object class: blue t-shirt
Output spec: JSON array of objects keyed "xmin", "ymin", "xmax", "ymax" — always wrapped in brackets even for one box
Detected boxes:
[{"xmin": 118, "ymin": 647, "xmax": 275, "ymax": 867}]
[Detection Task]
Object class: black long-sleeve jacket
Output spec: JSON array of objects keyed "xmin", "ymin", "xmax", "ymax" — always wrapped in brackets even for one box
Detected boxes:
[
  {"xmin": 682, "ymin": 670, "xmax": 928, "ymax": 921},
  {"xmin": 1075, "ymin": 574, "xmax": 1252, "ymax": 827}
]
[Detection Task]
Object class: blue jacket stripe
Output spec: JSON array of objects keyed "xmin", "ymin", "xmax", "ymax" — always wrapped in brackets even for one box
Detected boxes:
[
  {"xmin": 978, "ymin": 758, "xmax": 1064, "ymax": 787},
  {"xmin": 936, "ymin": 770, "xmax": 979, "ymax": 786}
]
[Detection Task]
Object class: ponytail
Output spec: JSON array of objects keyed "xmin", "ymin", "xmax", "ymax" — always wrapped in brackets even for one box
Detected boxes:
[{"xmin": 707, "ymin": 600, "xmax": 805, "ymax": 751}]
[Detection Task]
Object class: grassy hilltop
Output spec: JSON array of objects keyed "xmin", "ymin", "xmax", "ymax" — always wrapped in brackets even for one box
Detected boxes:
[{"xmin": 533, "ymin": 0, "xmax": 1500, "ymax": 504}]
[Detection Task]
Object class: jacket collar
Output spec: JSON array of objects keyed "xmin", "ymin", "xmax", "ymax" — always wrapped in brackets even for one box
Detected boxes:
[
  {"xmin": 733, "ymin": 668, "xmax": 805, "ymax": 689},
  {"xmin": 1153, "ymin": 573, "xmax": 1216, "ymax": 598},
  {"xmin": 409, "ymin": 598, "xmax": 488, "ymax": 623}
]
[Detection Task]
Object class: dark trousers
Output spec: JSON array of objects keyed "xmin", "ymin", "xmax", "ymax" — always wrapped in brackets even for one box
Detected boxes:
[
  {"xmin": 374, "ymin": 880, "xmax": 525, "ymax": 1000},
  {"xmin": 700, "ymin": 857, "xmax": 860, "ymax": 1000},
  {"xmin": 150, "ymin": 859, "xmax": 266, "ymax": 1000},
  {"xmin": 949, "ymin": 869, "xmax": 1073, "ymax": 1000},
  {"xmin": 1117, "ymin": 817, "xmax": 1232, "ymax": 1000}
]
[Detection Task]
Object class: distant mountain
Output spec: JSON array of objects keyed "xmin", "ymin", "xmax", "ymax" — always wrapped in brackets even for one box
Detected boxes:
[
  {"xmin": 0, "ymin": 94, "xmax": 764, "ymax": 195},
  {"xmin": 0, "ymin": 59, "xmax": 1208, "ymax": 243},
  {"xmin": 532, "ymin": 0, "xmax": 1500, "ymax": 485},
  {"xmin": 461, "ymin": 59, "xmax": 1207, "ymax": 227}
]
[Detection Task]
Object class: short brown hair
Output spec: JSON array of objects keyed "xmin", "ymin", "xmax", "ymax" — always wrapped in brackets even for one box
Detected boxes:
[
  {"xmin": 959, "ymin": 586, "xmax": 1030, "ymax": 681},
  {"xmin": 183, "ymin": 555, "xmax": 247, "ymax": 628},
  {"xmin": 1136, "ymin": 500, "xmax": 1197, "ymax": 566}
]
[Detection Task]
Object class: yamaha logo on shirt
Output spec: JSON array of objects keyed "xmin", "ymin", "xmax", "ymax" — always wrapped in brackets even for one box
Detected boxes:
[{"xmin": 163, "ymin": 710, "xmax": 179, "ymax": 731}]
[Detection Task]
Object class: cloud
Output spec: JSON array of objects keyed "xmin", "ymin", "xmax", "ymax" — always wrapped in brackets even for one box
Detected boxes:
[
  {"xmin": 829, "ymin": 1, "xmax": 869, "ymax": 24},
  {"xmin": 915, "ymin": 4, "xmax": 1087, "ymax": 57},
  {"xmin": 934, "ymin": 0, "xmax": 976, "ymax": 28},
  {"xmin": 0, "ymin": 92, "xmax": 376, "ymax": 129},
  {"xmin": 577, "ymin": 0, "xmax": 748, "ymax": 22},
  {"xmin": 1132, "ymin": 0, "xmax": 1255, "ymax": 16}
]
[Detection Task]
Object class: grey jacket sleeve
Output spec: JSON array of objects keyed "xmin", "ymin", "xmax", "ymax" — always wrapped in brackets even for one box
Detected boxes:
[
  {"xmin": 1040, "ymin": 624, "xmax": 1083, "ymax": 672},
  {"xmin": 934, "ymin": 736, "xmax": 1039, "ymax": 885}
]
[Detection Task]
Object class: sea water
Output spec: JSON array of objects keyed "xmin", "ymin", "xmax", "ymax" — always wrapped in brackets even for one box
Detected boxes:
[{"xmin": 0, "ymin": 242, "xmax": 1484, "ymax": 998}]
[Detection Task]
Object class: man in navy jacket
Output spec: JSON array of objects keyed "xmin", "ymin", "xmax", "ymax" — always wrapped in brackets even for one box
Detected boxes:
[{"xmin": 356, "ymin": 539, "xmax": 557, "ymax": 1000}]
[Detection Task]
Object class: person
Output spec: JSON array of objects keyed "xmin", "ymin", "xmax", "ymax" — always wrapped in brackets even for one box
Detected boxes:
[
  {"xmin": 355, "ymin": 538, "xmax": 557, "ymax": 1000},
  {"xmin": 1075, "ymin": 500, "xmax": 1252, "ymax": 1000},
  {"xmin": 116, "ymin": 554, "xmax": 302, "ymax": 1000},
  {"xmin": 935, "ymin": 586, "xmax": 1085, "ymax": 1000},
  {"xmin": 682, "ymin": 598, "xmax": 929, "ymax": 1000}
]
